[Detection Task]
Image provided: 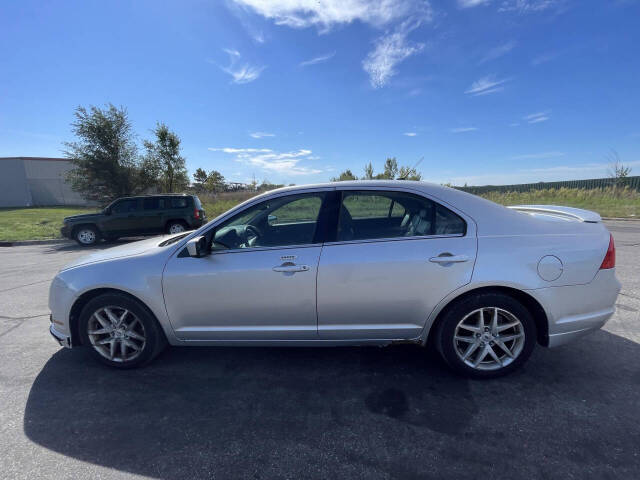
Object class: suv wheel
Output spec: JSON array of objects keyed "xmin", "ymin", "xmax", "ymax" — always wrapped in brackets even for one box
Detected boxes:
[
  {"xmin": 167, "ymin": 221, "xmax": 187, "ymax": 234},
  {"xmin": 74, "ymin": 226, "xmax": 99, "ymax": 246},
  {"xmin": 435, "ymin": 293, "xmax": 536, "ymax": 379},
  {"xmin": 78, "ymin": 293, "xmax": 167, "ymax": 368}
]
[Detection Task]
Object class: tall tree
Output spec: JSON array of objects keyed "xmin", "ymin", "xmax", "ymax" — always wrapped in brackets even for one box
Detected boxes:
[
  {"xmin": 64, "ymin": 104, "xmax": 154, "ymax": 203},
  {"xmin": 205, "ymin": 170, "xmax": 226, "ymax": 193},
  {"xmin": 376, "ymin": 157, "xmax": 398, "ymax": 179},
  {"xmin": 363, "ymin": 162, "xmax": 374, "ymax": 180},
  {"xmin": 144, "ymin": 123, "xmax": 189, "ymax": 193},
  {"xmin": 193, "ymin": 168, "xmax": 209, "ymax": 192},
  {"xmin": 331, "ymin": 169, "xmax": 358, "ymax": 181}
]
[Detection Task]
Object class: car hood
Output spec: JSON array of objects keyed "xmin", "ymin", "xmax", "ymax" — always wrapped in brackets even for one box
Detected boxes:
[
  {"xmin": 60, "ymin": 234, "xmax": 185, "ymax": 271},
  {"xmin": 64, "ymin": 212, "xmax": 104, "ymax": 222}
]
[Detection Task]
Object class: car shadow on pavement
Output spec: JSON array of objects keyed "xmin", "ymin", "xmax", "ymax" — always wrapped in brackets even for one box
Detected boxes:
[{"xmin": 24, "ymin": 331, "xmax": 640, "ymax": 479}]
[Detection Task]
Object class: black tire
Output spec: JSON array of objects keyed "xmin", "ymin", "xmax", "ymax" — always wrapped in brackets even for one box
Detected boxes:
[
  {"xmin": 166, "ymin": 220, "xmax": 188, "ymax": 234},
  {"xmin": 435, "ymin": 292, "xmax": 537, "ymax": 379},
  {"xmin": 73, "ymin": 225, "xmax": 100, "ymax": 246},
  {"xmin": 78, "ymin": 293, "xmax": 167, "ymax": 369}
]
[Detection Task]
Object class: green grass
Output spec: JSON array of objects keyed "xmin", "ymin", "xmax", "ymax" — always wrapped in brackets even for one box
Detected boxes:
[
  {"xmin": 479, "ymin": 187, "xmax": 640, "ymax": 218},
  {"xmin": 1, "ymin": 186, "xmax": 638, "ymax": 242},
  {"xmin": 0, "ymin": 206, "xmax": 95, "ymax": 242}
]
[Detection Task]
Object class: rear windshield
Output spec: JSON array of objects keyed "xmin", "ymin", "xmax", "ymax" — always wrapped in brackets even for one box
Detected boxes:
[{"xmin": 193, "ymin": 196, "xmax": 203, "ymax": 209}]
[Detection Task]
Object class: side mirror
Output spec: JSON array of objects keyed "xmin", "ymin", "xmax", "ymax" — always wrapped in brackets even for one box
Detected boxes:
[
  {"xmin": 267, "ymin": 214, "xmax": 277, "ymax": 225},
  {"xmin": 103, "ymin": 207, "xmax": 112, "ymax": 216},
  {"xmin": 186, "ymin": 236, "xmax": 209, "ymax": 258}
]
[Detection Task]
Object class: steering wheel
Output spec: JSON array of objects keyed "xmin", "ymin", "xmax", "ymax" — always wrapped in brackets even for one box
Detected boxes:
[{"xmin": 244, "ymin": 224, "xmax": 262, "ymax": 245}]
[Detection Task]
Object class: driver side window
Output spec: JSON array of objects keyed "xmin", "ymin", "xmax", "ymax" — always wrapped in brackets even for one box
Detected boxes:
[{"xmin": 212, "ymin": 193, "xmax": 325, "ymax": 250}]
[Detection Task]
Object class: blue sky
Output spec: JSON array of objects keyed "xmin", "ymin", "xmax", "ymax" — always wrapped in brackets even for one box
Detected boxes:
[{"xmin": 1, "ymin": 0, "xmax": 639, "ymax": 186}]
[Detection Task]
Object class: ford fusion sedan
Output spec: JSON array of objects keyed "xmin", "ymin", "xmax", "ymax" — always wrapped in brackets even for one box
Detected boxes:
[{"xmin": 48, "ymin": 181, "xmax": 620, "ymax": 378}]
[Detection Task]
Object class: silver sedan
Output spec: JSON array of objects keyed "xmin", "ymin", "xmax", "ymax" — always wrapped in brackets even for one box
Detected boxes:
[{"xmin": 48, "ymin": 181, "xmax": 621, "ymax": 378}]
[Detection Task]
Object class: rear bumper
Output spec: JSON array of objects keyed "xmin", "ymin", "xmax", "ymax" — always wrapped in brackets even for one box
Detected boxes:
[{"xmin": 526, "ymin": 268, "xmax": 621, "ymax": 348}]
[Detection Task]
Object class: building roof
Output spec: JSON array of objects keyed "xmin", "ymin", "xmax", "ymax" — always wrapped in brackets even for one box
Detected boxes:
[{"xmin": 0, "ymin": 157, "xmax": 69, "ymax": 162}]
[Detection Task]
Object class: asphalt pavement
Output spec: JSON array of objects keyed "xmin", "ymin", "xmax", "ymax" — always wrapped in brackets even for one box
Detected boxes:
[{"xmin": 1, "ymin": 221, "xmax": 639, "ymax": 479}]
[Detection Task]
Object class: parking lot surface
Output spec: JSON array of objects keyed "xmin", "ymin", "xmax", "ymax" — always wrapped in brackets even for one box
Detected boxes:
[{"xmin": 1, "ymin": 221, "xmax": 639, "ymax": 479}]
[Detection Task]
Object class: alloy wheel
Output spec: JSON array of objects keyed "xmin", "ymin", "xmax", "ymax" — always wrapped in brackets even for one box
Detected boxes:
[
  {"xmin": 86, "ymin": 306, "xmax": 146, "ymax": 363},
  {"xmin": 169, "ymin": 223, "xmax": 185, "ymax": 234},
  {"xmin": 77, "ymin": 229, "xmax": 96, "ymax": 245},
  {"xmin": 453, "ymin": 307, "xmax": 525, "ymax": 371}
]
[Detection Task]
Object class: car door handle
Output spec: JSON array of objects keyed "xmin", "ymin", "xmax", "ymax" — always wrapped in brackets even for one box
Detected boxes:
[
  {"xmin": 272, "ymin": 264, "xmax": 310, "ymax": 273},
  {"xmin": 429, "ymin": 254, "xmax": 469, "ymax": 264}
]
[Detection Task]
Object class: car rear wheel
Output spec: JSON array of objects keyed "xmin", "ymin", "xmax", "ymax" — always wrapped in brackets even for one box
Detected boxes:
[
  {"xmin": 78, "ymin": 293, "xmax": 167, "ymax": 368},
  {"xmin": 435, "ymin": 293, "xmax": 536, "ymax": 379},
  {"xmin": 74, "ymin": 225, "xmax": 99, "ymax": 246},
  {"xmin": 167, "ymin": 221, "xmax": 187, "ymax": 234}
]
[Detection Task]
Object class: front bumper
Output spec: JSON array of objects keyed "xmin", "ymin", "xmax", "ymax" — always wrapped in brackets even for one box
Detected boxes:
[
  {"xmin": 60, "ymin": 225, "xmax": 71, "ymax": 238},
  {"xmin": 50, "ymin": 323, "xmax": 72, "ymax": 348}
]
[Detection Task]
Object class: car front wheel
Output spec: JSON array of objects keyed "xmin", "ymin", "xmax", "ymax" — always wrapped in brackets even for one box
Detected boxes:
[
  {"xmin": 74, "ymin": 226, "xmax": 99, "ymax": 246},
  {"xmin": 78, "ymin": 293, "xmax": 167, "ymax": 368},
  {"xmin": 435, "ymin": 293, "xmax": 537, "ymax": 379}
]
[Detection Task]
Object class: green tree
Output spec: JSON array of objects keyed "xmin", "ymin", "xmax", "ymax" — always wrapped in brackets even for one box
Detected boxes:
[
  {"xmin": 144, "ymin": 122, "xmax": 189, "ymax": 193},
  {"xmin": 64, "ymin": 104, "xmax": 154, "ymax": 203},
  {"xmin": 397, "ymin": 165, "xmax": 422, "ymax": 181},
  {"xmin": 376, "ymin": 157, "xmax": 398, "ymax": 179},
  {"xmin": 205, "ymin": 170, "xmax": 226, "ymax": 193},
  {"xmin": 192, "ymin": 168, "xmax": 209, "ymax": 192},
  {"xmin": 363, "ymin": 162, "xmax": 374, "ymax": 180},
  {"xmin": 331, "ymin": 169, "xmax": 358, "ymax": 181}
]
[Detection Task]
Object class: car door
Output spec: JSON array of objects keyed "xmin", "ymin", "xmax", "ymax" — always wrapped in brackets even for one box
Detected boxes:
[
  {"xmin": 101, "ymin": 198, "xmax": 141, "ymax": 235},
  {"xmin": 162, "ymin": 190, "xmax": 331, "ymax": 341},
  {"xmin": 139, "ymin": 197, "xmax": 166, "ymax": 233},
  {"xmin": 317, "ymin": 188, "xmax": 477, "ymax": 340}
]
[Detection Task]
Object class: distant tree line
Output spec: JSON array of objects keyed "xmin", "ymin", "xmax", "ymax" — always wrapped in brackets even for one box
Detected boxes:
[{"xmin": 331, "ymin": 157, "xmax": 422, "ymax": 182}]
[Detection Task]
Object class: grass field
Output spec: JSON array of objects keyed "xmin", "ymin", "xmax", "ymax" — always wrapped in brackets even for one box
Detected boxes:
[
  {"xmin": 0, "ymin": 207, "xmax": 90, "ymax": 242},
  {"xmin": 0, "ymin": 186, "xmax": 638, "ymax": 242}
]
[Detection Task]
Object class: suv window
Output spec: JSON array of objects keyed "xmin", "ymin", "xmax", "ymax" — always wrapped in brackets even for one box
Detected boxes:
[
  {"xmin": 167, "ymin": 197, "xmax": 189, "ymax": 209},
  {"xmin": 142, "ymin": 197, "xmax": 163, "ymax": 210},
  {"xmin": 112, "ymin": 199, "xmax": 138, "ymax": 214},
  {"xmin": 337, "ymin": 190, "xmax": 465, "ymax": 241},
  {"xmin": 213, "ymin": 193, "xmax": 325, "ymax": 250}
]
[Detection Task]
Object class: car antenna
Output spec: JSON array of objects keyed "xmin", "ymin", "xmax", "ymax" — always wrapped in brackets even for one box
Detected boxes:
[{"xmin": 398, "ymin": 156, "xmax": 424, "ymax": 180}]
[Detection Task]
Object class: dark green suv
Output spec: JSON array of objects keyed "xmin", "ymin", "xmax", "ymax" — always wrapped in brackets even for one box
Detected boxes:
[{"xmin": 61, "ymin": 194, "xmax": 206, "ymax": 246}]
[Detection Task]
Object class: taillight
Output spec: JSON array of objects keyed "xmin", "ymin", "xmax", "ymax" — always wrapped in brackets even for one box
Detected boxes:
[
  {"xmin": 194, "ymin": 208, "xmax": 200, "ymax": 219},
  {"xmin": 600, "ymin": 233, "xmax": 615, "ymax": 269}
]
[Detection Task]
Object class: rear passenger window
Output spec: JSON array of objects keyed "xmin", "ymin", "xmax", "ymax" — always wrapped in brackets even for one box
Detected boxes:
[
  {"xmin": 337, "ymin": 191, "xmax": 466, "ymax": 241},
  {"xmin": 168, "ymin": 197, "xmax": 188, "ymax": 209},
  {"xmin": 143, "ymin": 198, "xmax": 161, "ymax": 210}
]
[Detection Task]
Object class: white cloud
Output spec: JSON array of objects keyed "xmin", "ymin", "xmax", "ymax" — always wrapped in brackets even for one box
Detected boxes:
[
  {"xmin": 231, "ymin": 1, "xmax": 430, "ymax": 89},
  {"xmin": 465, "ymin": 75, "xmax": 511, "ymax": 96},
  {"xmin": 479, "ymin": 40, "xmax": 517, "ymax": 64},
  {"xmin": 210, "ymin": 146, "xmax": 323, "ymax": 175},
  {"xmin": 216, "ymin": 49, "xmax": 265, "ymax": 84},
  {"xmin": 458, "ymin": 0, "xmax": 491, "ymax": 8},
  {"xmin": 524, "ymin": 111, "xmax": 551, "ymax": 123},
  {"xmin": 510, "ymin": 151, "xmax": 564, "ymax": 160},
  {"xmin": 403, "ymin": 132, "xmax": 417, "ymax": 136},
  {"xmin": 450, "ymin": 127, "xmax": 478, "ymax": 133},
  {"xmin": 299, "ymin": 51, "xmax": 336, "ymax": 67},
  {"xmin": 498, "ymin": 0, "xmax": 567, "ymax": 13},
  {"xmin": 363, "ymin": 22, "xmax": 425, "ymax": 88},
  {"xmin": 231, "ymin": 0, "xmax": 428, "ymax": 31},
  {"xmin": 509, "ymin": 122, "xmax": 520, "ymax": 127},
  {"xmin": 249, "ymin": 132, "xmax": 275, "ymax": 138}
]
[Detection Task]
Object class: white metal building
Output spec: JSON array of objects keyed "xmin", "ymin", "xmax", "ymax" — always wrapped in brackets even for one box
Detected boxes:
[{"xmin": 0, "ymin": 157, "xmax": 88, "ymax": 207}]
